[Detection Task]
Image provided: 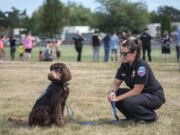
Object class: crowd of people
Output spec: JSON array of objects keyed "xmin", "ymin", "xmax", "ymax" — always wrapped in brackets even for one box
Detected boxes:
[
  {"xmin": 71, "ymin": 27, "xmax": 179, "ymax": 66},
  {"xmin": 0, "ymin": 32, "xmax": 62, "ymax": 62},
  {"xmin": 0, "ymin": 28, "xmax": 180, "ymax": 68},
  {"xmin": 0, "ymin": 32, "xmax": 35, "ymax": 61},
  {"xmin": 39, "ymin": 39, "xmax": 61, "ymax": 62}
]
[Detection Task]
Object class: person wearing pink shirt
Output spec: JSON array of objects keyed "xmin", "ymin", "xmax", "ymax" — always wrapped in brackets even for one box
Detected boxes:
[
  {"xmin": 0, "ymin": 35, "xmax": 5, "ymax": 61},
  {"xmin": 23, "ymin": 32, "xmax": 34, "ymax": 61}
]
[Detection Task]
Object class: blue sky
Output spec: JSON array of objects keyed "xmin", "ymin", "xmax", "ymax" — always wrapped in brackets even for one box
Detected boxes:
[{"xmin": 0, "ymin": 0, "xmax": 180, "ymax": 16}]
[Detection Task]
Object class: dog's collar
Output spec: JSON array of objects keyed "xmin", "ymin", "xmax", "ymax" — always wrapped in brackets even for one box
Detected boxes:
[
  {"xmin": 63, "ymin": 82, "xmax": 69, "ymax": 90},
  {"xmin": 64, "ymin": 82, "xmax": 69, "ymax": 86}
]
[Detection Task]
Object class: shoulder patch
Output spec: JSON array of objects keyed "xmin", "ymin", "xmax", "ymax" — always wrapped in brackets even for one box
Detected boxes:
[{"xmin": 137, "ymin": 66, "xmax": 146, "ymax": 77}]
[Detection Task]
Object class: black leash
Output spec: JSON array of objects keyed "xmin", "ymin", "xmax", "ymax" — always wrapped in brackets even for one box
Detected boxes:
[
  {"xmin": 65, "ymin": 102, "xmax": 120, "ymax": 125},
  {"xmin": 111, "ymin": 101, "xmax": 119, "ymax": 121}
]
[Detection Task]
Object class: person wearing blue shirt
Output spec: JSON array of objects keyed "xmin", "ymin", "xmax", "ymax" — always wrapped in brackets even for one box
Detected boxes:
[
  {"xmin": 109, "ymin": 32, "xmax": 119, "ymax": 62},
  {"xmin": 176, "ymin": 27, "xmax": 180, "ymax": 62},
  {"xmin": 44, "ymin": 41, "xmax": 53, "ymax": 61}
]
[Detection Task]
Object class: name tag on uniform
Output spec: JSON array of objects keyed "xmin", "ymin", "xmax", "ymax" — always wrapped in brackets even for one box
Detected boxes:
[
  {"xmin": 132, "ymin": 70, "xmax": 135, "ymax": 77},
  {"xmin": 121, "ymin": 73, "xmax": 126, "ymax": 77}
]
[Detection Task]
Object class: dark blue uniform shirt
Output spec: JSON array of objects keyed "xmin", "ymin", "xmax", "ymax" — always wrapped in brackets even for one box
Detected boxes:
[{"xmin": 115, "ymin": 59, "xmax": 165, "ymax": 102}]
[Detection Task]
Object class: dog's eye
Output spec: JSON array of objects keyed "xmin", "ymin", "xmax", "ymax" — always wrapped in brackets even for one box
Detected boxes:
[{"xmin": 55, "ymin": 67, "xmax": 63, "ymax": 73}]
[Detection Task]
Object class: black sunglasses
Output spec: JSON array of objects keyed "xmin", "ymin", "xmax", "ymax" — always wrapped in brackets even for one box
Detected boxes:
[{"xmin": 120, "ymin": 51, "xmax": 133, "ymax": 56}]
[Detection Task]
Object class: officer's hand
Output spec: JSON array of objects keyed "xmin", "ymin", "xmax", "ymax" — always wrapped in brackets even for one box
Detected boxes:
[
  {"xmin": 107, "ymin": 91, "xmax": 116, "ymax": 102},
  {"xmin": 107, "ymin": 92, "xmax": 111, "ymax": 102},
  {"xmin": 110, "ymin": 96, "xmax": 118, "ymax": 102}
]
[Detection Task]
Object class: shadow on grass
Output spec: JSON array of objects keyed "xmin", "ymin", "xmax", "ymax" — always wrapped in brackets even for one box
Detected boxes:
[
  {"xmin": 4, "ymin": 117, "xmax": 151, "ymax": 129},
  {"xmin": 67, "ymin": 118, "xmax": 143, "ymax": 128},
  {"xmin": 6, "ymin": 117, "xmax": 29, "ymax": 128}
]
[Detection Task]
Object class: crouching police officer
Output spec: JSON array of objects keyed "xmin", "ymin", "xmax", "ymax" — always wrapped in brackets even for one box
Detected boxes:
[{"xmin": 107, "ymin": 38, "xmax": 165, "ymax": 123}]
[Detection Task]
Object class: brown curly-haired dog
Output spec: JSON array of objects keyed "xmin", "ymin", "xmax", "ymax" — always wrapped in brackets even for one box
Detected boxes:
[{"xmin": 27, "ymin": 63, "xmax": 71, "ymax": 127}]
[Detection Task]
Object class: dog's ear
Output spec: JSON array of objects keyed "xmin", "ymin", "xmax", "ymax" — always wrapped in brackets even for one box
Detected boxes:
[
  {"xmin": 62, "ymin": 64, "xmax": 72, "ymax": 81},
  {"xmin": 50, "ymin": 63, "xmax": 56, "ymax": 71}
]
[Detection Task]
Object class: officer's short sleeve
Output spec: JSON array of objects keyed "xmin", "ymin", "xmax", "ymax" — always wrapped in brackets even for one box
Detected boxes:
[
  {"xmin": 134, "ymin": 65, "xmax": 147, "ymax": 84},
  {"xmin": 115, "ymin": 64, "xmax": 125, "ymax": 80}
]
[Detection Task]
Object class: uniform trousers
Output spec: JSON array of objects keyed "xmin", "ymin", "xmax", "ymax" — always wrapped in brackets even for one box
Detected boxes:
[{"xmin": 115, "ymin": 88, "xmax": 164, "ymax": 122}]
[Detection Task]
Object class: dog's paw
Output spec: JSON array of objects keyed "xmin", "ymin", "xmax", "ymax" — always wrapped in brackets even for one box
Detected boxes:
[{"xmin": 56, "ymin": 120, "xmax": 65, "ymax": 127}]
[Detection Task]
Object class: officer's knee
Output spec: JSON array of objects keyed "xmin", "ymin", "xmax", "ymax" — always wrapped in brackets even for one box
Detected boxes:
[{"xmin": 123, "ymin": 98, "xmax": 139, "ymax": 112}]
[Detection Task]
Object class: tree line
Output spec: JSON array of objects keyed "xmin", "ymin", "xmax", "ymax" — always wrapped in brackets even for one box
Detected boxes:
[{"xmin": 0, "ymin": 0, "xmax": 180, "ymax": 37}]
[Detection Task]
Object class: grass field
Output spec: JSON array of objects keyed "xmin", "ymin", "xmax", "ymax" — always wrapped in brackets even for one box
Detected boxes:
[{"xmin": 0, "ymin": 46, "xmax": 180, "ymax": 135}]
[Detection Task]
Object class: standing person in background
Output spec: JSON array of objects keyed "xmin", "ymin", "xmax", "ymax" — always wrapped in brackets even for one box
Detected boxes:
[
  {"xmin": 92, "ymin": 30, "xmax": 101, "ymax": 62},
  {"xmin": 72, "ymin": 32, "xmax": 84, "ymax": 62},
  {"xmin": 161, "ymin": 31, "xmax": 171, "ymax": 63},
  {"xmin": 9, "ymin": 35, "xmax": 16, "ymax": 61},
  {"xmin": 103, "ymin": 34, "xmax": 110, "ymax": 63},
  {"xmin": 18, "ymin": 42, "xmax": 24, "ymax": 61},
  {"xmin": 0, "ymin": 35, "xmax": 5, "ymax": 61},
  {"xmin": 140, "ymin": 28, "xmax": 152, "ymax": 62},
  {"xmin": 176, "ymin": 27, "xmax": 180, "ymax": 62},
  {"xmin": 53, "ymin": 39, "xmax": 62, "ymax": 60},
  {"xmin": 109, "ymin": 32, "xmax": 119, "ymax": 62},
  {"xmin": 23, "ymin": 32, "xmax": 34, "ymax": 61}
]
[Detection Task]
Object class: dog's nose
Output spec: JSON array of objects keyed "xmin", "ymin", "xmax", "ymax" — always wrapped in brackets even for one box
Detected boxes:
[{"xmin": 48, "ymin": 71, "xmax": 57, "ymax": 80}]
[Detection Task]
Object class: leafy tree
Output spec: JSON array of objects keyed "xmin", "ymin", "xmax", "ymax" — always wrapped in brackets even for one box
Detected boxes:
[
  {"xmin": 5, "ymin": 7, "xmax": 21, "ymax": 30},
  {"xmin": 161, "ymin": 15, "xmax": 171, "ymax": 36},
  {"xmin": 150, "ymin": 6, "xmax": 180, "ymax": 23},
  {"xmin": 5, "ymin": 7, "xmax": 28, "ymax": 29},
  {"xmin": 66, "ymin": 1, "xmax": 94, "ymax": 27},
  {"xmin": 39, "ymin": 0, "xmax": 66, "ymax": 37},
  {"xmin": 29, "ymin": 6, "xmax": 44, "ymax": 35},
  {"xmin": 1, "ymin": 7, "xmax": 29, "ymax": 34},
  {"xmin": 19, "ymin": 10, "xmax": 30, "ymax": 30},
  {"xmin": 0, "ymin": 10, "xmax": 8, "ymax": 30},
  {"xmin": 30, "ymin": 0, "xmax": 94, "ymax": 36},
  {"xmin": 95, "ymin": 0, "xmax": 149, "ymax": 33},
  {"xmin": 149, "ymin": 11, "xmax": 160, "ymax": 23}
]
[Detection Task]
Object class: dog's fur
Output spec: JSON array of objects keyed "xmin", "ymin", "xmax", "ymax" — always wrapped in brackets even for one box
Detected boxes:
[
  {"xmin": 9, "ymin": 63, "xmax": 71, "ymax": 127},
  {"xmin": 28, "ymin": 63, "xmax": 71, "ymax": 127}
]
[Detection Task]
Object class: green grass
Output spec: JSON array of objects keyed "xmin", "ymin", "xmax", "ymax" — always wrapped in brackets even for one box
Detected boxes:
[
  {"xmin": 0, "ymin": 46, "xmax": 180, "ymax": 135},
  {"xmin": 4, "ymin": 45, "xmax": 177, "ymax": 63}
]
